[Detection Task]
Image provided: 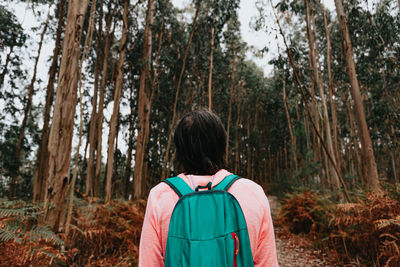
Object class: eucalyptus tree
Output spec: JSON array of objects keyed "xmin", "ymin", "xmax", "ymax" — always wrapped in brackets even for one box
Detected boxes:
[
  {"xmin": 334, "ymin": 0, "xmax": 381, "ymax": 190},
  {"xmin": 44, "ymin": 0, "xmax": 90, "ymax": 230}
]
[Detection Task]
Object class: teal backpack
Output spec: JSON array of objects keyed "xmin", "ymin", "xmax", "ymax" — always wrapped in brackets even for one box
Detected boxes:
[{"xmin": 163, "ymin": 174, "xmax": 254, "ymax": 267}]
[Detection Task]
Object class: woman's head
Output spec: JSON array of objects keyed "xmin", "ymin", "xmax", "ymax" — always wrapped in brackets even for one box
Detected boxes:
[{"xmin": 173, "ymin": 109, "xmax": 227, "ymax": 175}]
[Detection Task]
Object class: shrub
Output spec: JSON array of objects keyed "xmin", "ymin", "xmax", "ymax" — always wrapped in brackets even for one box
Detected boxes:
[
  {"xmin": 278, "ymin": 191, "xmax": 332, "ymax": 238},
  {"xmin": 329, "ymin": 192, "xmax": 400, "ymax": 266},
  {"xmin": 279, "ymin": 190, "xmax": 400, "ymax": 266},
  {"xmin": 0, "ymin": 198, "xmax": 146, "ymax": 266},
  {"xmin": 66, "ymin": 198, "xmax": 146, "ymax": 266}
]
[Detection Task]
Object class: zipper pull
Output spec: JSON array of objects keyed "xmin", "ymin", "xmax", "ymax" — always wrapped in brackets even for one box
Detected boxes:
[{"xmin": 231, "ymin": 232, "xmax": 239, "ymax": 267}]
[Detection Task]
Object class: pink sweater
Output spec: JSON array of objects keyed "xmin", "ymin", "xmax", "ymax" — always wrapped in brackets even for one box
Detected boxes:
[{"xmin": 138, "ymin": 169, "xmax": 279, "ymax": 267}]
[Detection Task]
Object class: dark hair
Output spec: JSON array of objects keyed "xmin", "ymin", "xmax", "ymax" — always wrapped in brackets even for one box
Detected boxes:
[{"xmin": 173, "ymin": 109, "xmax": 227, "ymax": 175}]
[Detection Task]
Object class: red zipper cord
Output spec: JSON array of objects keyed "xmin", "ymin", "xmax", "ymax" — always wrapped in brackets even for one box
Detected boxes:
[{"xmin": 231, "ymin": 232, "xmax": 239, "ymax": 267}]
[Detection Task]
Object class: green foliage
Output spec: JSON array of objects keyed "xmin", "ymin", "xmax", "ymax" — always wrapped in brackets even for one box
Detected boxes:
[{"xmin": 0, "ymin": 5, "xmax": 27, "ymax": 49}]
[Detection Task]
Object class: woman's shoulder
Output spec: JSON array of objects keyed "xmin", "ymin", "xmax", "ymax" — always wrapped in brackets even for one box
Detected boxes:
[
  {"xmin": 234, "ymin": 177, "xmax": 266, "ymax": 194},
  {"xmin": 229, "ymin": 177, "xmax": 270, "ymax": 208}
]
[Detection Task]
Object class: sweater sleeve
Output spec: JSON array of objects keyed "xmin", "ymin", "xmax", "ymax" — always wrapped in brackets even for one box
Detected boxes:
[
  {"xmin": 138, "ymin": 189, "xmax": 164, "ymax": 267},
  {"xmin": 253, "ymin": 192, "xmax": 279, "ymax": 267}
]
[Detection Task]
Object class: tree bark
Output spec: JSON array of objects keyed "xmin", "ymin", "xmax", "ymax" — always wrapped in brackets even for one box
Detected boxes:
[
  {"xmin": 123, "ymin": 87, "xmax": 135, "ymax": 199},
  {"xmin": 334, "ymin": 0, "xmax": 381, "ymax": 190},
  {"xmin": 65, "ymin": 0, "xmax": 96, "ymax": 230},
  {"xmin": 86, "ymin": 0, "xmax": 103, "ymax": 197},
  {"xmin": 283, "ymin": 76, "xmax": 298, "ymax": 172},
  {"xmin": 226, "ymin": 49, "xmax": 236, "ymax": 164},
  {"xmin": 305, "ymin": 0, "xmax": 342, "ymax": 197},
  {"xmin": 33, "ymin": 0, "xmax": 66, "ymax": 202},
  {"xmin": 133, "ymin": 0, "xmax": 154, "ymax": 199},
  {"xmin": 234, "ymin": 98, "xmax": 241, "ymax": 174},
  {"xmin": 44, "ymin": 0, "xmax": 90, "ymax": 231},
  {"xmin": 208, "ymin": 15, "xmax": 215, "ymax": 111},
  {"xmin": 323, "ymin": 6, "xmax": 341, "ymax": 171},
  {"xmin": 346, "ymin": 95, "xmax": 363, "ymax": 183},
  {"xmin": 161, "ymin": 0, "xmax": 201, "ymax": 179},
  {"xmin": 94, "ymin": 3, "xmax": 116, "ymax": 197},
  {"xmin": 104, "ymin": 0, "xmax": 129, "ymax": 203}
]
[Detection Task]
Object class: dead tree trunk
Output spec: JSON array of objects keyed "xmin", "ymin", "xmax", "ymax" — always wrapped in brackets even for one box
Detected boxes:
[{"xmin": 44, "ymin": 0, "xmax": 90, "ymax": 231}]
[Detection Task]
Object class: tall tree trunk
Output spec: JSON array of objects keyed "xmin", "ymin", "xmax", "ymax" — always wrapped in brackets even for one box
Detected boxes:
[
  {"xmin": 133, "ymin": 0, "xmax": 154, "ymax": 199},
  {"xmin": 65, "ymin": 0, "xmax": 95, "ymax": 229},
  {"xmin": 282, "ymin": 75, "xmax": 298, "ymax": 172},
  {"xmin": 44, "ymin": 0, "xmax": 90, "ymax": 231},
  {"xmin": 10, "ymin": 6, "xmax": 51, "ymax": 199},
  {"xmin": 334, "ymin": 0, "xmax": 381, "ymax": 190},
  {"xmin": 246, "ymin": 113, "xmax": 251, "ymax": 178},
  {"xmin": 123, "ymin": 88, "xmax": 135, "ymax": 199},
  {"xmin": 226, "ymin": 49, "xmax": 236, "ymax": 164},
  {"xmin": 323, "ymin": 6, "xmax": 341, "ymax": 171},
  {"xmin": 161, "ymin": 0, "xmax": 201, "ymax": 179},
  {"xmin": 104, "ymin": 0, "xmax": 129, "ymax": 203},
  {"xmin": 94, "ymin": 3, "xmax": 115, "ymax": 197},
  {"xmin": 207, "ymin": 15, "xmax": 215, "ymax": 111},
  {"xmin": 33, "ymin": 0, "xmax": 66, "ymax": 202},
  {"xmin": 305, "ymin": 0, "xmax": 342, "ymax": 197},
  {"xmin": 346, "ymin": 96, "xmax": 363, "ymax": 184},
  {"xmin": 86, "ymin": 0, "xmax": 103, "ymax": 197},
  {"xmin": 234, "ymin": 99, "xmax": 241, "ymax": 174}
]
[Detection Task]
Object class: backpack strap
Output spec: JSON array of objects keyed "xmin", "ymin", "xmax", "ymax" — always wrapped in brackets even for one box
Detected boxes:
[
  {"xmin": 213, "ymin": 174, "xmax": 240, "ymax": 191},
  {"xmin": 163, "ymin": 177, "xmax": 194, "ymax": 198}
]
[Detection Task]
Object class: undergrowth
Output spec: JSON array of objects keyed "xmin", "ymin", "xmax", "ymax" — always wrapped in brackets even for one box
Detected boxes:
[
  {"xmin": 279, "ymin": 189, "xmax": 400, "ymax": 266},
  {"xmin": 0, "ymin": 198, "xmax": 146, "ymax": 266},
  {"xmin": 0, "ymin": 199, "xmax": 66, "ymax": 266}
]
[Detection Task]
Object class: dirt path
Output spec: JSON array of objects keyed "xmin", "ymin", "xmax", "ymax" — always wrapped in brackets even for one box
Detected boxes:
[{"xmin": 268, "ymin": 196, "xmax": 337, "ymax": 267}]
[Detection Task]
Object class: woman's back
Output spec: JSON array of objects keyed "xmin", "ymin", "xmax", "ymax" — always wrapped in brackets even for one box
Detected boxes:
[{"xmin": 139, "ymin": 169, "xmax": 278, "ymax": 267}]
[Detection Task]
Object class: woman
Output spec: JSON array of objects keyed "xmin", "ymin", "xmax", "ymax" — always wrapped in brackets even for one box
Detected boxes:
[{"xmin": 139, "ymin": 109, "xmax": 278, "ymax": 266}]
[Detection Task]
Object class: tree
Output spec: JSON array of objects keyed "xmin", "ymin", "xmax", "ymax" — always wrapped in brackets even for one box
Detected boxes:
[
  {"xmin": 44, "ymin": 0, "xmax": 90, "ymax": 230},
  {"xmin": 33, "ymin": 0, "xmax": 66, "ymax": 202},
  {"xmin": 334, "ymin": 0, "xmax": 381, "ymax": 190},
  {"xmin": 104, "ymin": 0, "xmax": 129, "ymax": 203}
]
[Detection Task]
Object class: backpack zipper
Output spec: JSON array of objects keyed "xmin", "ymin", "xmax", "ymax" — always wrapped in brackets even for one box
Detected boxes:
[{"xmin": 231, "ymin": 232, "xmax": 239, "ymax": 267}]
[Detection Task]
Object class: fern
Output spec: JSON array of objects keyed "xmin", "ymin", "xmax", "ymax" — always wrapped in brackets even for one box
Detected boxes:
[
  {"xmin": 0, "ymin": 224, "xmax": 21, "ymax": 243},
  {"xmin": 27, "ymin": 225, "xmax": 64, "ymax": 246},
  {"xmin": 376, "ymin": 217, "xmax": 400, "ymax": 229}
]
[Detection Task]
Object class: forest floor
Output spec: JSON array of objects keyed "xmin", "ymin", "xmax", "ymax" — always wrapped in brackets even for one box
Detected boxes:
[{"xmin": 268, "ymin": 196, "xmax": 338, "ymax": 267}]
